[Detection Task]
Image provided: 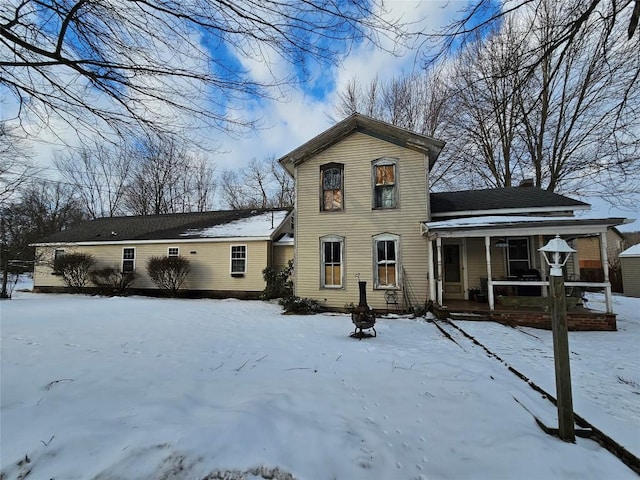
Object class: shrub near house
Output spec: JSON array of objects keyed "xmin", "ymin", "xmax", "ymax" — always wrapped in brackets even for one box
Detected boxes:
[
  {"xmin": 53, "ymin": 253, "xmax": 96, "ymax": 292},
  {"xmin": 147, "ymin": 256, "xmax": 190, "ymax": 297},
  {"xmin": 31, "ymin": 209, "xmax": 294, "ymax": 298}
]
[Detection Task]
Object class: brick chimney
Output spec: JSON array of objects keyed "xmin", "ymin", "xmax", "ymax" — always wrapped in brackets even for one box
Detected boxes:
[{"xmin": 519, "ymin": 178, "xmax": 534, "ymax": 187}]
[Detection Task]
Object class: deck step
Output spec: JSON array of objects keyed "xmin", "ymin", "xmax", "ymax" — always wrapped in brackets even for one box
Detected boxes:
[{"xmin": 449, "ymin": 312, "xmax": 489, "ymax": 320}]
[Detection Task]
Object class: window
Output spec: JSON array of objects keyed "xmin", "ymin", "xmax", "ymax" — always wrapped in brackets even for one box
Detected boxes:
[
  {"xmin": 374, "ymin": 234, "xmax": 399, "ymax": 288},
  {"xmin": 52, "ymin": 249, "xmax": 65, "ymax": 274},
  {"xmin": 321, "ymin": 163, "xmax": 343, "ymax": 211},
  {"xmin": 230, "ymin": 245, "xmax": 247, "ymax": 274},
  {"xmin": 321, "ymin": 236, "xmax": 344, "ymax": 288},
  {"xmin": 168, "ymin": 247, "xmax": 179, "ymax": 257},
  {"xmin": 373, "ymin": 159, "xmax": 397, "ymax": 209},
  {"xmin": 507, "ymin": 238, "xmax": 530, "ymax": 276},
  {"xmin": 122, "ymin": 248, "xmax": 135, "ymax": 272}
]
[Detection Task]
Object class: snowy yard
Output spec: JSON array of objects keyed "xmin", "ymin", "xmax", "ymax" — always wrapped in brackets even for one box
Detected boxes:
[{"xmin": 1, "ymin": 278, "xmax": 638, "ymax": 479}]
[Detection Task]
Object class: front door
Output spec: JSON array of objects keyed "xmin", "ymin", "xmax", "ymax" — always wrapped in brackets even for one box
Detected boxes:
[{"xmin": 443, "ymin": 243, "xmax": 464, "ymax": 300}]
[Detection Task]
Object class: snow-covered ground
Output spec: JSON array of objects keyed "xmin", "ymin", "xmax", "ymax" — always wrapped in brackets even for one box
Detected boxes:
[
  {"xmin": 1, "ymin": 277, "xmax": 638, "ymax": 479},
  {"xmin": 453, "ymin": 292, "xmax": 640, "ymax": 458}
]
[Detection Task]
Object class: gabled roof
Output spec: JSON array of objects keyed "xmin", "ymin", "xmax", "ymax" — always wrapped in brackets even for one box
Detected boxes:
[
  {"xmin": 32, "ymin": 209, "xmax": 291, "ymax": 245},
  {"xmin": 430, "ymin": 187, "xmax": 589, "ymax": 218},
  {"xmin": 278, "ymin": 113, "xmax": 445, "ymax": 175}
]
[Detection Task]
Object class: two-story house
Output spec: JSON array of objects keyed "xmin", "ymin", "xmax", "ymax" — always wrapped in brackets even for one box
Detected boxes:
[
  {"xmin": 32, "ymin": 114, "xmax": 629, "ymax": 330},
  {"xmin": 278, "ymin": 114, "xmax": 628, "ymax": 329},
  {"xmin": 278, "ymin": 113, "xmax": 444, "ymax": 311}
]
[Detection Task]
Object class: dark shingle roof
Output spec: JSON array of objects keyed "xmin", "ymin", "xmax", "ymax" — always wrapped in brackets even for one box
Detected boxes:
[
  {"xmin": 430, "ymin": 187, "xmax": 589, "ymax": 216},
  {"xmin": 34, "ymin": 209, "xmax": 290, "ymax": 244}
]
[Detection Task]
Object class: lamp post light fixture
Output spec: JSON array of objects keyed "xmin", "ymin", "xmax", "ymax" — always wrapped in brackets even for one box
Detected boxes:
[
  {"xmin": 538, "ymin": 234, "xmax": 576, "ymax": 442},
  {"xmin": 539, "ymin": 235, "xmax": 576, "ymax": 277}
]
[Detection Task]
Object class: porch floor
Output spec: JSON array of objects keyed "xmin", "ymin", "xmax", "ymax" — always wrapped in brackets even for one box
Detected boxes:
[
  {"xmin": 441, "ymin": 299, "xmax": 588, "ymax": 313},
  {"xmin": 433, "ymin": 299, "xmax": 616, "ymax": 331}
]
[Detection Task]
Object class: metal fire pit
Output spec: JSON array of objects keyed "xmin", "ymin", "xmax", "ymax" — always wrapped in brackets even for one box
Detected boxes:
[{"xmin": 350, "ymin": 278, "xmax": 376, "ymax": 340}]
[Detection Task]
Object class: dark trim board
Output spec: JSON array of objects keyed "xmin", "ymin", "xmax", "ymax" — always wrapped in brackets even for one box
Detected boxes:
[{"xmin": 33, "ymin": 286, "xmax": 263, "ymax": 300}]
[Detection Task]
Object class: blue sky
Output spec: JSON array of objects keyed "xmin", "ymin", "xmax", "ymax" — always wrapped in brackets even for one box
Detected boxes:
[{"xmin": 3, "ymin": 0, "xmax": 638, "ymax": 230}]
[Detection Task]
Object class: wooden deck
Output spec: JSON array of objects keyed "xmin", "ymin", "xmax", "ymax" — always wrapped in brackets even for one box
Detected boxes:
[{"xmin": 432, "ymin": 299, "xmax": 616, "ymax": 331}]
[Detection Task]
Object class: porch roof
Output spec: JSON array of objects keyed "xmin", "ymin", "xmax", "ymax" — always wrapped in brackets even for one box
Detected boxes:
[{"xmin": 422, "ymin": 215, "xmax": 629, "ymax": 239}]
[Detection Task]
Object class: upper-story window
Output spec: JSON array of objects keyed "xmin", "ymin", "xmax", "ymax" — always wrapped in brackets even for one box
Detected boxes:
[
  {"xmin": 321, "ymin": 163, "xmax": 343, "ymax": 211},
  {"xmin": 168, "ymin": 247, "xmax": 179, "ymax": 257},
  {"xmin": 372, "ymin": 158, "xmax": 397, "ymax": 209}
]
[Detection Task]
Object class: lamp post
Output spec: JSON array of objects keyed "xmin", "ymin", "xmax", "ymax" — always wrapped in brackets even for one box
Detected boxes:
[{"xmin": 539, "ymin": 235, "xmax": 576, "ymax": 442}]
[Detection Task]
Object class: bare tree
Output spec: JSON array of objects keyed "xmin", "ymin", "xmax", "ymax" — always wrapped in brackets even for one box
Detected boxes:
[
  {"xmin": 428, "ymin": 0, "xmax": 639, "ymax": 68},
  {"xmin": 333, "ymin": 69, "xmax": 459, "ymax": 189},
  {"xmin": 1, "ymin": 0, "xmax": 411, "ymax": 142},
  {"xmin": 0, "ymin": 122, "xmax": 38, "ymax": 204},
  {"xmin": 338, "ymin": 1, "xmax": 640, "ymax": 201},
  {"xmin": 54, "ymin": 140, "xmax": 134, "ymax": 219},
  {"xmin": 125, "ymin": 136, "xmax": 217, "ymax": 215},
  {"xmin": 270, "ymin": 157, "xmax": 294, "ymax": 208},
  {"xmin": 189, "ymin": 154, "xmax": 218, "ymax": 213},
  {"xmin": 2, "ymin": 180, "xmax": 86, "ymax": 263},
  {"xmin": 245, "ymin": 158, "xmax": 273, "ymax": 209},
  {"xmin": 220, "ymin": 157, "xmax": 293, "ymax": 210},
  {"xmin": 513, "ymin": 0, "xmax": 640, "ymax": 199},
  {"xmin": 446, "ymin": 22, "xmax": 526, "ymax": 189},
  {"xmin": 126, "ymin": 138, "xmax": 185, "ymax": 215},
  {"xmin": 219, "ymin": 170, "xmax": 245, "ymax": 210},
  {"xmin": 444, "ymin": 1, "xmax": 640, "ymax": 198}
]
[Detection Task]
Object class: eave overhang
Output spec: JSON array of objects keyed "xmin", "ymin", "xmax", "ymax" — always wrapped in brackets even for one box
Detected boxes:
[
  {"xmin": 277, "ymin": 113, "xmax": 445, "ymax": 176},
  {"xmin": 421, "ymin": 216, "xmax": 630, "ymax": 240}
]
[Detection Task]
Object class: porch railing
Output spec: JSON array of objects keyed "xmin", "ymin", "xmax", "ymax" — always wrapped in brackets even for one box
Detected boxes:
[{"xmin": 487, "ymin": 279, "xmax": 612, "ymax": 313}]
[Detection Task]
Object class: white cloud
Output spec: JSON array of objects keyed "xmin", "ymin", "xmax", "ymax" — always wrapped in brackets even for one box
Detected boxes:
[
  {"xmin": 212, "ymin": 0, "xmax": 454, "ymax": 170},
  {"xmin": 6, "ymin": 0, "xmax": 638, "ymax": 229}
]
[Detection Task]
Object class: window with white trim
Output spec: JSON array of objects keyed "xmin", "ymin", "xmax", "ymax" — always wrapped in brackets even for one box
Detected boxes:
[
  {"xmin": 374, "ymin": 234, "xmax": 399, "ymax": 288},
  {"xmin": 168, "ymin": 247, "xmax": 179, "ymax": 257},
  {"xmin": 122, "ymin": 248, "xmax": 135, "ymax": 273},
  {"xmin": 507, "ymin": 238, "xmax": 530, "ymax": 276},
  {"xmin": 231, "ymin": 245, "xmax": 247, "ymax": 274},
  {"xmin": 321, "ymin": 163, "xmax": 343, "ymax": 211},
  {"xmin": 372, "ymin": 158, "xmax": 397, "ymax": 209},
  {"xmin": 52, "ymin": 249, "xmax": 65, "ymax": 274},
  {"xmin": 321, "ymin": 236, "xmax": 344, "ymax": 288}
]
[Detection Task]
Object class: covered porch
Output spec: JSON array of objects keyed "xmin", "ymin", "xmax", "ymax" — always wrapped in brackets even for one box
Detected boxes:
[{"xmin": 421, "ymin": 215, "xmax": 627, "ymax": 328}]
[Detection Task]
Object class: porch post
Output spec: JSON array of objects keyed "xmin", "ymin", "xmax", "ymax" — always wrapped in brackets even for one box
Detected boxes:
[
  {"xmin": 484, "ymin": 236, "xmax": 495, "ymax": 310},
  {"xmin": 436, "ymin": 237, "xmax": 443, "ymax": 305},
  {"xmin": 600, "ymin": 231, "xmax": 613, "ymax": 313},
  {"xmin": 539, "ymin": 235, "xmax": 548, "ymax": 297},
  {"xmin": 428, "ymin": 239, "xmax": 436, "ymax": 303}
]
